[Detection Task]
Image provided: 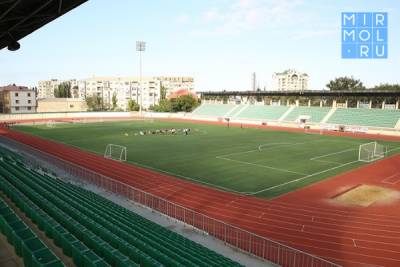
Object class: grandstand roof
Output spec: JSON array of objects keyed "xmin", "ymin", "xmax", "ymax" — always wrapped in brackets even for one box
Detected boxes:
[
  {"xmin": 200, "ymin": 90, "xmax": 400, "ymax": 97},
  {"xmin": 0, "ymin": 0, "xmax": 88, "ymax": 50}
]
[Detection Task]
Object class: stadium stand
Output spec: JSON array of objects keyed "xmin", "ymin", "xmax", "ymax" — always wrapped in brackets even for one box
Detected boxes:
[
  {"xmin": 191, "ymin": 104, "xmax": 236, "ymax": 117},
  {"xmin": 327, "ymin": 108, "xmax": 400, "ymax": 128},
  {"xmin": 0, "ymin": 147, "xmax": 242, "ymax": 267},
  {"xmin": 191, "ymin": 103, "xmax": 400, "ymax": 128},
  {"xmin": 283, "ymin": 107, "xmax": 331, "ymax": 123},
  {"xmin": 0, "ymin": 197, "xmax": 64, "ymax": 267},
  {"xmin": 232, "ymin": 105, "xmax": 289, "ymax": 120}
]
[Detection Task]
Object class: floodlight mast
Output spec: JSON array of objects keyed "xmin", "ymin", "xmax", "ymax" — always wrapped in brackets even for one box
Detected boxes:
[{"xmin": 136, "ymin": 41, "xmax": 146, "ymax": 116}]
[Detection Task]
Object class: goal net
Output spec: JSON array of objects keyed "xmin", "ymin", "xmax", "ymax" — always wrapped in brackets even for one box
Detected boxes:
[
  {"xmin": 104, "ymin": 144, "xmax": 127, "ymax": 162},
  {"xmin": 358, "ymin": 142, "xmax": 385, "ymax": 162}
]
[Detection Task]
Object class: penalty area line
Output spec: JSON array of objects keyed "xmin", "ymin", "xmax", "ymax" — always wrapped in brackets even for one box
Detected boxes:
[
  {"xmin": 243, "ymin": 160, "xmax": 359, "ymax": 196},
  {"xmin": 216, "ymin": 156, "xmax": 308, "ymax": 176},
  {"xmin": 310, "ymin": 148, "xmax": 356, "ymax": 161}
]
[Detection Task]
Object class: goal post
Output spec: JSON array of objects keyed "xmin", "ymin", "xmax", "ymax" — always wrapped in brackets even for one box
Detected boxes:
[
  {"xmin": 358, "ymin": 141, "xmax": 385, "ymax": 162},
  {"xmin": 104, "ymin": 144, "xmax": 127, "ymax": 162}
]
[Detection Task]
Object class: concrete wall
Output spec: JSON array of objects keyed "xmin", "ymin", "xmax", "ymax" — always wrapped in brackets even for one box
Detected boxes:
[{"xmin": 37, "ymin": 99, "xmax": 87, "ymax": 113}]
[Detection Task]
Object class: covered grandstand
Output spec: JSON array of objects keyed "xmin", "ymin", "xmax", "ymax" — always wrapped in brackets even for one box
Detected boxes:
[{"xmin": 192, "ymin": 90, "xmax": 400, "ymax": 132}]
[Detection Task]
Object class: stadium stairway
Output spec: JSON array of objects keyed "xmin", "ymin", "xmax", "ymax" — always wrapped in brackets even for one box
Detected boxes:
[
  {"xmin": 0, "ymin": 146, "xmax": 242, "ymax": 267},
  {"xmin": 3, "ymin": 129, "xmax": 400, "ymax": 266}
]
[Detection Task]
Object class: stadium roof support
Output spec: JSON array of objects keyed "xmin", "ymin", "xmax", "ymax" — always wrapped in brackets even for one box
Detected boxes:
[{"xmin": 0, "ymin": 0, "xmax": 88, "ymax": 50}]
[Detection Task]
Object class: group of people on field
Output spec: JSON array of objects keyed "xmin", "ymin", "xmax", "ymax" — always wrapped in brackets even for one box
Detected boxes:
[{"xmin": 136, "ymin": 128, "xmax": 191, "ymax": 136}]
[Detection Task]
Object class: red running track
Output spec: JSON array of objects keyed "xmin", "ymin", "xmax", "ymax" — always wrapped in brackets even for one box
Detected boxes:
[{"xmin": 2, "ymin": 128, "xmax": 400, "ymax": 267}]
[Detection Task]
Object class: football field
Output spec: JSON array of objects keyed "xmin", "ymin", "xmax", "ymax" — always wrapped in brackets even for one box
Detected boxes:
[{"xmin": 14, "ymin": 120, "xmax": 400, "ymax": 199}]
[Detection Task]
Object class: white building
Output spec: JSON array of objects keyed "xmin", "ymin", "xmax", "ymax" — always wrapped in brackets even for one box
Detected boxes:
[
  {"xmin": 37, "ymin": 76, "xmax": 195, "ymax": 110},
  {"xmin": 272, "ymin": 69, "xmax": 308, "ymax": 91},
  {"xmin": 0, "ymin": 85, "xmax": 36, "ymax": 113},
  {"xmin": 81, "ymin": 76, "xmax": 161, "ymax": 110}
]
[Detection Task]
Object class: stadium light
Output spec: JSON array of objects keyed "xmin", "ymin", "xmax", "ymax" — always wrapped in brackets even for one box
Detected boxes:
[{"xmin": 136, "ymin": 41, "xmax": 146, "ymax": 115}]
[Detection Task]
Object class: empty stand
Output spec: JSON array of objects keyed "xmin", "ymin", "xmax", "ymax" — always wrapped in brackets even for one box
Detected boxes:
[
  {"xmin": 233, "ymin": 105, "xmax": 289, "ymax": 120},
  {"xmin": 327, "ymin": 108, "xmax": 400, "ymax": 128},
  {"xmin": 0, "ymin": 147, "xmax": 242, "ymax": 267},
  {"xmin": 191, "ymin": 104, "xmax": 236, "ymax": 117},
  {"xmin": 0, "ymin": 196, "xmax": 64, "ymax": 267},
  {"xmin": 283, "ymin": 107, "xmax": 331, "ymax": 123}
]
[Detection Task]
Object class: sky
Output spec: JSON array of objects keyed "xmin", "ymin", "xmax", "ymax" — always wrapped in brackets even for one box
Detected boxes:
[{"xmin": 0, "ymin": 0, "xmax": 399, "ymax": 91}]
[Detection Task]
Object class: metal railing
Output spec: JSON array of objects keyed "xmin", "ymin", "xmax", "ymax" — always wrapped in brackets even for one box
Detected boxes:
[{"xmin": 0, "ymin": 136, "xmax": 341, "ymax": 267}]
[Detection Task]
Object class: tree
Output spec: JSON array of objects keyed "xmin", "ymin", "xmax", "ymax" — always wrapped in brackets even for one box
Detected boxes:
[
  {"xmin": 54, "ymin": 82, "xmax": 71, "ymax": 98},
  {"xmin": 373, "ymin": 84, "xmax": 400, "ymax": 91},
  {"xmin": 112, "ymin": 93, "xmax": 117, "ymax": 110},
  {"xmin": 160, "ymin": 85, "xmax": 167, "ymax": 100},
  {"xmin": 326, "ymin": 76, "xmax": 365, "ymax": 91},
  {"xmin": 149, "ymin": 95, "xmax": 198, "ymax": 112},
  {"xmin": 150, "ymin": 99, "xmax": 172, "ymax": 112},
  {"xmin": 175, "ymin": 95, "xmax": 198, "ymax": 112},
  {"xmin": 86, "ymin": 95, "xmax": 102, "ymax": 111},
  {"xmin": 127, "ymin": 99, "xmax": 140, "ymax": 111}
]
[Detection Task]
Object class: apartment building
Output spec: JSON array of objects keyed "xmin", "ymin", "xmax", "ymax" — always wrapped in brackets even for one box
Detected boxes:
[
  {"xmin": 0, "ymin": 84, "xmax": 36, "ymax": 113},
  {"xmin": 272, "ymin": 69, "xmax": 308, "ymax": 91},
  {"xmin": 37, "ymin": 76, "xmax": 195, "ymax": 110}
]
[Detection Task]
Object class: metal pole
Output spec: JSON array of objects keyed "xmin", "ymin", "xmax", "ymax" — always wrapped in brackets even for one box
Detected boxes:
[
  {"xmin": 139, "ymin": 50, "xmax": 142, "ymax": 115},
  {"xmin": 136, "ymin": 41, "xmax": 146, "ymax": 116}
]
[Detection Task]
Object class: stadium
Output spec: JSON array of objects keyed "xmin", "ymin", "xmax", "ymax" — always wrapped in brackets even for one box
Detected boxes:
[{"xmin": 1, "ymin": 1, "xmax": 400, "ymax": 267}]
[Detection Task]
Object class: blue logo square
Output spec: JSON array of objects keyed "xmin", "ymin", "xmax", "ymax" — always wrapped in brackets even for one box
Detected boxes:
[
  {"xmin": 342, "ymin": 44, "xmax": 357, "ymax": 58},
  {"xmin": 373, "ymin": 44, "xmax": 387, "ymax": 58},
  {"xmin": 356, "ymin": 12, "xmax": 372, "ymax": 27},
  {"xmin": 373, "ymin": 28, "xmax": 387, "ymax": 43},
  {"xmin": 342, "ymin": 12, "xmax": 356, "ymax": 27},
  {"xmin": 342, "ymin": 28, "xmax": 356, "ymax": 43},
  {"xmin": 357, "ymin": 28, "xmax": 372, "ymax": 43},
  {"xmin": 373, "ymin": 12, "xmax": 387, "ymax": 27},
  {"xmin": 341, "ymin": 12, "xmax": 388, "ymax": 59},
  {"xmin": 357, "ymin": 44, "xmax": 373, "ymax": 58}
]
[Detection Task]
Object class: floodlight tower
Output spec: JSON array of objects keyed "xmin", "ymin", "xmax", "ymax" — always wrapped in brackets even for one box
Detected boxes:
[{"xmin": 136, "ymin": 41, "xmax": 146, "ymax": 115}]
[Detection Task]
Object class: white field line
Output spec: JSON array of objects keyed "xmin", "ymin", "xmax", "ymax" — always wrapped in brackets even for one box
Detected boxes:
[
  {"xmin": 28, "ymin": 135, "xmax": 245, "ymax": 194},
  {"xmin": 381, "ymin": 173, "xmax": 400, "ymax": 185},
  {"xmin": 125, "ymin": 159, "xmax": 245, "ymax": 194},
  {"xmin": 218, "ymin": 140, "xmax": 324, "ymax": 158},
  {"xmin": 387, "ymin": 146, "xmax": 400, "ymax": 153},
  {"xmin": 310, "ymin": 148, "xmax": 356, "ymax": 161},
  {"xmin": 310, "ymin": 159, "xmax": 344, "ymax": 165},
  {"xmin": 244, "ymin": 160, "xmax": 359, "ymax": 195},
  {"xmin": 258, "ymin": 142, "xmax": 291, "ymax": 151},
  {"xmin": 216, "ymin": 156, "xmax": 309, "ymax": 176},
  {"xmin": 244, "ymin": 145, "xmax": 400, "ymax": 195}
]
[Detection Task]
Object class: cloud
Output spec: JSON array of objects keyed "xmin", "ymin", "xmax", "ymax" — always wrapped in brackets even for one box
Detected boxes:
[
  {"xmin": 191, "ymin": 0, "xmax": 304, "ymax": 37},
  {"xmin": 176, "ymin": 14, "xmax": 189, "ymax": 24}
]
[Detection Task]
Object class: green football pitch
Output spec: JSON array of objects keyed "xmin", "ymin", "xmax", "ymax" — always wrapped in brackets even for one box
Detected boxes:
[{"xmin": 14, "ymin": 120, "xmax": 400, "ymax": 199}]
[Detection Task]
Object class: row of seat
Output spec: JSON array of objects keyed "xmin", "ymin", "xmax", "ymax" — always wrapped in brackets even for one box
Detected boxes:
[
  {"xmin": 191, "ymin": 103, "xmax": 400, "ymax": 127},
  {"xmin": 0, "ymin": 147, "xmax": 242, "ymax": 267},
  {"xmin": 283, "ymin": 107, "xmax": 331, "ymax": 123},
  {"xmin": 0, "ymin": 196, "xmax": 64, "ymax": 267},
  {"xmin": 191, "ymin": 104, "xmax": 235, "ymax": 116},
  {"xmin": 327, "ymin": 108, "xmax": 400, "ymax": 128}
]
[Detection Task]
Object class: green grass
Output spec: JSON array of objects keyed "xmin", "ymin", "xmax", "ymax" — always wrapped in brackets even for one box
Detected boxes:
[{"xmin": 13, "ymin": 120, "xmax": 400, "ymax": 199}]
